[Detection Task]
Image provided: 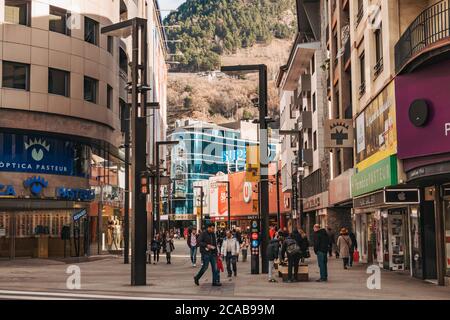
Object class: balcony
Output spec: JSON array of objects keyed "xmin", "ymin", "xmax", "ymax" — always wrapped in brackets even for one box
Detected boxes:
[
  {"xmin": 298, "ymin": 74, "xmax": 311, "ymax": 93},
  {"xmin": 298, "ymin": 111, "xmax": 312, "ymax": 129},
  {"xmin": 302, "ymin": 148, "xmax": 314, "ymax": 167},
  {"xmin": 395, "ymin": 0, "xmax": 450, "ymax": 73}
]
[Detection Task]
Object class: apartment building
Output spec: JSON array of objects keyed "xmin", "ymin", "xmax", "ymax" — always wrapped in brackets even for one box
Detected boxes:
[{"xmin": 0, "ymin": 0, "xmax": 168, "ymax": 259}]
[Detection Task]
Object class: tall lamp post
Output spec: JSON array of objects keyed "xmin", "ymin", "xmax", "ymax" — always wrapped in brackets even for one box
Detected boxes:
[
  {"xmin": 221, "ymin": 64, "xmax": 269, "ymax": 274},
  {"xmin": 102, "ymin": 18, "xmax": 149, "ymax": 286},
  {"xmin": 193, "ymin": 186, "xmax": 204, "ymax": 231},
  {"xmin": 279, "ymin": 130, "xmax": 304, "ymax": 230},
  {"xmin": 154, "ymin": 141, "xmax": 179, "ymax": 238},
  {"xmin": 215, "ymin": 181, "xmax": 231, "ymax": 229}
]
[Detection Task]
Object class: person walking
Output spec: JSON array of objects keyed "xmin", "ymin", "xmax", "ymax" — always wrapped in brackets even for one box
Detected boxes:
[
  {"xmin": 313, "ymin": 224, "xmax": 330, "ymax": 282},
  {"xmin": 187, "ymin": 229, "xmax": 199, "ymax": 267},
  {"xmin": 337, "ymin": 228, "xmax": 353, "ymax": 269},
  {"xmin": 221, "ymin": 230, "xmax": 240, "ymax": 278},
  {"xmin": 151, "ymin": 233, "xmax": 161, "ymax": 265},
  {"xmin": 326, "ymin": 227, "xmax": 335, "ymax": 258},
  {"xmin": 348, "ymin": 230, "xmax": 358, "ymax": 267},
  {"xmin": 281, "ymin": 231, "xmax": 302, "ymax": 283},
  {"xmin": 194, "ymin": 222, "xmax": 221, "ymax": 286},
  {"xmin": 163, "ymin": 232, "xmax": 175, "ymax": 264},
  {"xmin": 240, "ymin": 234, "xmax": 249, "ymax": 262},
  {"xmin": 267, "ymin": 237, "xmax": 280, "ymax": 282}
]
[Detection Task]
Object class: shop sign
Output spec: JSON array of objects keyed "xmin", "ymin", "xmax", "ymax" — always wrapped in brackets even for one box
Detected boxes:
[
  {"xmin": 56, "ymin": 187, "xmax": 95, "ymax": 201},
  {"xmin": 324, "ymin": 119, "xmax": 354, "ymax": 148},
  {"xmin": 0, "ymin": 184, "xmax": 16, "ymax": 197},
  {"xmin": 355, "ymin": 81, "xmax": 397, "ymax": 171},
  {"xmin": 351, "ymin": 155, "xmax": 398, "ymax": 197},
  {"xmin": 0, "ymin": 134, "xmax": 87, "ymax": 177},
  {"xmin": 353, "ymin": 191, "xmax": 385, "ymax": 209},
  {"xmin": 304, "ymin": 192, "xmax": 329, "ymax": 212},
  {"xmin": 171, "ymin": 214, "xmax": 195, "ymax": 221},
  {"xmin": 72, "ymin": 209, "xmax": 87, "ymax": 221},
  {"xmin": 385, "ymin": 189, "xmax": 420, "ymax": 204},
  {"xmin": 407, "ymin": 162, "xmax": 450, "ymax": 182},
  {"xmin": 243, "ymin": 182, "xmax": 252, "ymax": 203},
  {"xmin": 24, "ymin": 176, "xmax": 48, "ymax": 196}
]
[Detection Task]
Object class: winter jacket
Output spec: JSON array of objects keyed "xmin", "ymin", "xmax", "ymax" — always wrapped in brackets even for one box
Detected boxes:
[
  {"xmin": 281, "ymin": 236, "xmax": 301, "ymax": 258},
  {"xmin": 267, "ymin": 238, "xmax": 280, "ymax": 261},
  {"xmin": 151, "ymin": 239, "xmax": 161, "ymax": 252},
  {"xmin": 163, "ymin": 238, "xmax": 175, "ymax": 253},
  {"xmin": 337, "ymin": 235, "xmax": 352, "ymax": 258},
  {"xmin": 220, "ymin": 237, "xmax": 240, "ymax": 256},
  {"xmin": 187, "ymin": 233, "xmax": 199, "ymax": 248},
  {"xmin": 198, "ymin": 230, "xmax": 218, "ymax": 256},
  {"xmin": 313, "ymin": 228, "xmax": 330, "ymax": 254}
]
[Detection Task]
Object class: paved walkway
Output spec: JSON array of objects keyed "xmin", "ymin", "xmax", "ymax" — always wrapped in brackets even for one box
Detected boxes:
[{"xmin": 0, "ymin": 239, "xmax": 449, "ymax": 300}]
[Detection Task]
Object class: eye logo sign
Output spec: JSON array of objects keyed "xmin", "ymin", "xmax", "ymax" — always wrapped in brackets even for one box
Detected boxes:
[
  {"xmin": 24, "ymin": 176, "xmax": 49, "ymax": 196},
  {"xmin": 25, "ymin": 138, "xmax": 50, "ymax": 162}
]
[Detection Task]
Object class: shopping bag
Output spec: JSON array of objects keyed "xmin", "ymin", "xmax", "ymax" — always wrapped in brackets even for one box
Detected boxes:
[
  {"xmin": 353, "ymin": 250, "xmax": 360, "ymax": 263},
  {"xmin": 217, "ymin": 256, "xmax": 224, "ymax": 272}
]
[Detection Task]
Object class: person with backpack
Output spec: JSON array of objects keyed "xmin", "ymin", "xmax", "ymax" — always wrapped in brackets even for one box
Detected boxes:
[
  {"xmin": 281, "ymin": 231, "xmax": 302, "ymax": 283},
  {"xmin": 336, "ymin": 228, "xmax": 353, "ymax": 269},
  {"xmin": 267, "ymin": 237, "xmax": 280, "ymax": 282}
]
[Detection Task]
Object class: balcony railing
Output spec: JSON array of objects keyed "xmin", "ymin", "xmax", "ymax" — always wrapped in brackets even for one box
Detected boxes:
[
  {"xmin": 302, "ymin": 169, "xmax": 323, "ymax": 198},
  {"xmin": 395, "ymin": 0, "xmax": 450, "ymax": 73}
]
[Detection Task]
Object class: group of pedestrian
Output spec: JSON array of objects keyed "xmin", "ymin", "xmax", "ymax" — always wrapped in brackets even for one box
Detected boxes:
[{"xmin": 149, "ymin": 231, "xmax": 175, "ymax": 265}]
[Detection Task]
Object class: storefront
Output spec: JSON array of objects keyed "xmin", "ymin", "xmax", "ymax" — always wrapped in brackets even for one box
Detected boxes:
[
  {"xmin": 0, "ymin": 131, "xmax": 124, "ymax": 259},
  {"xmin": 395, "ymin": 59, "xmax": 450, "ymax": 284},
  {"xmin": 302, "ymin": 191, "xmax": 329, "ymax": 242}
]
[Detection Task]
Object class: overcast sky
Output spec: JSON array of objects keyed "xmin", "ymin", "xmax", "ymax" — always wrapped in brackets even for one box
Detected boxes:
[{"xmin": 160, "ymin": 0, "xmax": 186, "ymax": 19}]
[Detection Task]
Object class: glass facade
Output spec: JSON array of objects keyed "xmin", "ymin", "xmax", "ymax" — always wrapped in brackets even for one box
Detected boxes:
[{"xmin": 169, "ymin": 124, "xmax": 276, "ymax": 216}]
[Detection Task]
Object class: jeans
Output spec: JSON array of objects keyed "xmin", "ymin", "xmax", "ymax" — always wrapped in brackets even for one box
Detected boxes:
[
  {"xmin": 195, "ymin": 254, "xmax": 220, "ymax": 284},
  {"xmin": 153, "ymin": 250, "xmax": 159, "ymax": 263},
  {"xmin": 287, "ymin": 254, "xmax": 301, "ymax": 281},
  {"xmin": 317, "ymin": 251, "xmax": 328, "ymax": 280},
  {"xmin": 225, "ymin": 254, "xmax": 237, "ymax": 276},
  {"xmin": 268, "ymin": 260, "xmax": 275, "ymax": 280},
  {"xmin": 190, "ymin": 247, "xmax": 198, "ymax": 264}
]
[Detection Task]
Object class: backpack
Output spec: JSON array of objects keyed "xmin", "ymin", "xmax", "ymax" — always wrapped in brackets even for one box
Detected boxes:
[{"xmin": 286, "ymin": 239, "xmax": 301, "ymax": 256}]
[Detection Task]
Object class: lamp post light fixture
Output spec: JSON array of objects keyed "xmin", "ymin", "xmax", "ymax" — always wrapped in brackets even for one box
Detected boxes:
[
  {"xmin": 220, "ymin": 64, "xmax": 269, "ymax": 274},
  {"xmin": 102, "ymin": 17, "xmax": 148, "ymax": 286}
]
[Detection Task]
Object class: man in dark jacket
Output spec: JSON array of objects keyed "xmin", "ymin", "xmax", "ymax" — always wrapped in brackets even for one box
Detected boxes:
[
  {"xmin": 313, "ymin": 224, "xmax": 329, "ymax": 282},
  {"xmin": 267, "ymin": 238, "xmax": 280, "ymax": 282},
  {"xmin": 348, "ymin": 231, "xmax": 358, "ymax": 267},
  {"xmin": 194, "ymin": 223, "xmax": 221, "ymax": 286},
  {"xmin": 281, "ymin": 232, "xmax": 302, "ymax": 283}
]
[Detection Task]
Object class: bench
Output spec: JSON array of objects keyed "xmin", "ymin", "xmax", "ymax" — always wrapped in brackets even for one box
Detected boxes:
[{"xmin": 278, "ymin": 264, "xmax": 309, "ymax": 282}]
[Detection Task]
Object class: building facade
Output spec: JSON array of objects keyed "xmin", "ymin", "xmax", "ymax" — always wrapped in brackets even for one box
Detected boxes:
[{"xmin": 0, "ymin": 0, "xmax": 168, "ymax": 259}]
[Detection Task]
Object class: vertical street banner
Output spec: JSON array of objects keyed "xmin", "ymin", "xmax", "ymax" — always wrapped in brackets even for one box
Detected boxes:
[
  {"xmin": 245, "ymin": 145, "xmax": 260, "ymax": 182},
  {"xmin": 218, "ymin": 185, "xmax": 228, "ymax": 216}
]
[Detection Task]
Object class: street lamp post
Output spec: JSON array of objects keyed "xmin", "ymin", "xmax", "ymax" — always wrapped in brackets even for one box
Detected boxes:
[
  {"xmin": 154, "ymin": 141, "xmax": 179, "ymax": 238},
  {"xmin": 221, "ymin": 65, "xmax": 269, "ymax": 274},
  {"xmin": 193, "ymin": 186, "xmax": 204, "ymax": 231},
  {"xmin": 102, "ymin": 18, "xmax": 149, "ymax": 286}
]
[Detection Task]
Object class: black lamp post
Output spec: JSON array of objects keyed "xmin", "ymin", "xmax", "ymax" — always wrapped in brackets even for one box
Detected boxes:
[{"xmin": 220, "ymin": 64, "xmax": 269, "ymax": 274}]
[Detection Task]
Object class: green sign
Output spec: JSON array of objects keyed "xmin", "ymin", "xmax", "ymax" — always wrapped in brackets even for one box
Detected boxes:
[{"xmin": 351, "ymin": 155, "xmax": 398, "ymax": 197}]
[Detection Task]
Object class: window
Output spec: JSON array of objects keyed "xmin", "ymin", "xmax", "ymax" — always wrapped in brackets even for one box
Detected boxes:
[
  {"xmin": 84, "ymin": 17, "xmax": 99, "ymax": 46},
  {"xmin": 4, "ymin": 0, "xmax": 30, "ymax": 26},
  {"xmin": 84, "ymin": 76, "xmax": 98, "ymax": 103},
  {"xmin": 2, "ymin": 61, "xmax": 29, "ymax": 90},
  {"xmin": 107, "ymin": 36, "xmax": 114, "ymax": 54},
  {"xmin": 49, "ymin": 6, "xmax": 70, "ymax": 36},
  {"xmin": 48, "ymin": 68, "xmax": 70, "ymax": 97},
  {"xmin": 119, "ymin": 48, "xmax": 128, "ymax": 75},
  {"xmin": 359, "ymin": 52, "xmax": 366, "ymax": 96},
  {"xmin": 107, "ymin": 85, "xmax": 113, "ymax": 109},
  {"xmin": 374, "ymin": 25, "xmax": 384, "ymax": 76},
  {"xmin": 312, "ymin": 93, "xmax": 316, "ymax": 113},
  {"xmin": 311, "ymin": 54, "xmax": 315, "ymax": 75},
  {"xmin": 313, "ymin": 131, "xmax": 317, "ymax": 151}
]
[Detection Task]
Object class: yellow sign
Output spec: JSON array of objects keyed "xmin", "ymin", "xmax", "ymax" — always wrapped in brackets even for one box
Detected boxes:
[
  {"xmin": 245, "ymin": 145, "xmax": 260, "ymax": 182},
  {"xmin": 196, "ymin": 207, "xmax": 201, "ymax": 216}
]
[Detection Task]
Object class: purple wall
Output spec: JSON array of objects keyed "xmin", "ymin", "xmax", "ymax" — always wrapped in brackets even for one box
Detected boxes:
[{"xmin": 396, "ymin": 59, "xmax": 450, "ymax": 160}]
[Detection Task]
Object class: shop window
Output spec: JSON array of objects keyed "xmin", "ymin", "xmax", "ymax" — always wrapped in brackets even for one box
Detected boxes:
[
  {"xmin": 48, "ymin": 68, "xmax": 70, "ymax": 97},
  {"xmin": 84, "ymin": 76, "xmax": 98, "ymax": 103},
  {"xmin": 2, "ymin": 61, "xmax": 30, "ymax": 91},
  {"xmin": 84, "ymin": 17, "xmax": 99, "ymax": 46},
  {"xmin": 4, "ymin": 0, "xmax": 30, "ymax": 26},
  {"xmin": 49, "ymin": 6, "xmax": 70, "ymax": 36}
]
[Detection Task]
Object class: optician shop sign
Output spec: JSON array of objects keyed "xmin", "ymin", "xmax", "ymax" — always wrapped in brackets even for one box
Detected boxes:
[
  {"xmin": 0, "ymin": 133, "xmax": 87, "ymax": 177},
  {"xmin": 351, "ymin": 155, "xmax": 398, "ymax": 197}
]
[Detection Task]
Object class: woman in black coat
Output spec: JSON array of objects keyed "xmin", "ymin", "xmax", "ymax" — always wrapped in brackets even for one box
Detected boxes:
[{"xmin": 298, "ymin": 229, "xmax": 310, "ymax": 262}]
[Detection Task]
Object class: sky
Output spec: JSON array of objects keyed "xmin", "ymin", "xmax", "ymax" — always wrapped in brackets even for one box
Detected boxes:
[{"xmin": 160, "ymin": 0, "xmax": 186, "ymax": 19}]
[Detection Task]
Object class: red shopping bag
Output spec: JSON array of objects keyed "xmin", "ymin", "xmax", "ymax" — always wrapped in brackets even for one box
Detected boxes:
[
  {"xmin": 353, "ymin": 250, "xmax": 360, "ymax": 263},
  {"xmin": 217, "ymin": 256, "xmax": 224, "ymax": 272}
]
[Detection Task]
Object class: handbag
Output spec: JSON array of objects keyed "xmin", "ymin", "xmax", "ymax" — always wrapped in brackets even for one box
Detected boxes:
[{"xmin": 217, "ymin": 256, "xmax": 224, "ymax": 272}]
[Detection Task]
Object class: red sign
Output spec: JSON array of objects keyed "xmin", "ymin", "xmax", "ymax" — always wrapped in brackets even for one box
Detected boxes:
[{"xmin": 251, "ymin": 232, "xmax": 259, "ymax": 240}]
